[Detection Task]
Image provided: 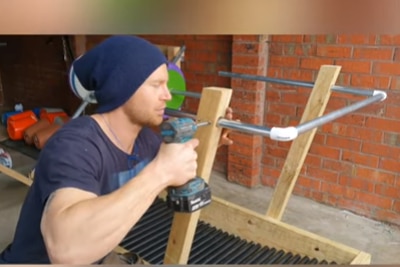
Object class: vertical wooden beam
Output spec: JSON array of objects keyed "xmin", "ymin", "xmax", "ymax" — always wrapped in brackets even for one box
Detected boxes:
[
  {"xmin": 163, "ymin": 87, "xmax": 232, "ymax": 264},
  {"xmin": 266, "ymin": 65, "xmax": 341, "ymax": 221}
]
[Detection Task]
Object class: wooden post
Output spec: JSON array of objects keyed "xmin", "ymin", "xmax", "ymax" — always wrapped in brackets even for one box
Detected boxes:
[
  {"xmin": 163, "ymin": 87, "xmax": 232, "ymax": 264},
  {"xmin": 266, "ymin": 65, "xmax": 341, "ymax": 221}
]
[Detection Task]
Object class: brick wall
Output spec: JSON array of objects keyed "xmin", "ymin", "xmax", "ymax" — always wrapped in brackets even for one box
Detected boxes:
[
  {"xmin": 0, "ymin": 35, "xmax": 76, "ymax": 113},
  {"xmin": 258, "ymin": 34, "xmax": 400, "ymax": 226}
]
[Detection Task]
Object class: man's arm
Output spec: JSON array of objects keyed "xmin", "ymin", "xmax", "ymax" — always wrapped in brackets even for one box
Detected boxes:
[{"xmin": 41, "ymin": 139, "xmax": 199, "ymax": 264}]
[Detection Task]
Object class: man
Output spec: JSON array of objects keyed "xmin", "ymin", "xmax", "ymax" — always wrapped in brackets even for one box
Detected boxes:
[{"xmin": 0, "ymin": 35, "xmax": 233, "ymax": 264}]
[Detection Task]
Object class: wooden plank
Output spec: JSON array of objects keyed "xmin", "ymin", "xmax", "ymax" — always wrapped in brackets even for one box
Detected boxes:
[
  {"xmin": 200, "ymin": 196, "xmax": 368, "ymax": 264},
  {"xmin": 266, "ymin": 65, "xmax": 342, "ymax": 220},
  {"xmin": 163, "ymin": 87, "xmax": 232, "ymax": 264},
  {"xmin": 0, "ymin": 164, "xmax": 32, "ymax": 186},
  {"xmin": 350, "ymin": 251, "xmax": 372, "ymax": 264}
]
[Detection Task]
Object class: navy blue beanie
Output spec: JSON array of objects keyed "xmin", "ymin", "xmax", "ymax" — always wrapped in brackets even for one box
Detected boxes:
[{"xmin": 72, "ymin": 35, "xmax": 168, "ymax": 113}]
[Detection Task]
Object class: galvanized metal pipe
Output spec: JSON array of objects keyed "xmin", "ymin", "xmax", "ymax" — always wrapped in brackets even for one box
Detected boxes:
[
  {"xmin": 219, "ymin": 71, "xmax": 378, "ymax": 97},
  {"xmin": 165, "ymin": 90, "xmax": 386, "ymax": 142},
  {"xmin": 296, "ymin": 92, "xmax": 386, "ymax": 135},
  {"xmin": 169, "ymin": 90, "xmax": 201, "ymax": 98},
  {"xmin": 171, "ymin": 45, "xmax": 186, "ymax": 64}
]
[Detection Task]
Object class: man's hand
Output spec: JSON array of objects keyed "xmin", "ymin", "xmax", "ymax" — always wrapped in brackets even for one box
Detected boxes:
[{"xmin": 218, "ymin": 107, "xmax": 235, "ymax": 147}]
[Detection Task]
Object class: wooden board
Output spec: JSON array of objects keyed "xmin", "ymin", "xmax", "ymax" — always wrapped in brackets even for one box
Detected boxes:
[
  {"xmin": 266, "ymin": 65, "xmax": 342, "ymax": 220},
  {"xmin": 200, "ymin": 196, "xmax": 371, "ymax": 264},
  {"xmin": 163, "ymin": 87, "xmax": 232, "ymax": 264}
]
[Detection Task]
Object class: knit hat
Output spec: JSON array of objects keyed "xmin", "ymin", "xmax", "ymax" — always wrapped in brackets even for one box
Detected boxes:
[{"xmin": 72, "ymin": 35, "xmax": 168, "ymax": 113}]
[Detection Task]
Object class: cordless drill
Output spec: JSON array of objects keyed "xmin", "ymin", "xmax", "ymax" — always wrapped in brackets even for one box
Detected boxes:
[{"xmin": 160, "ymin": 117, "xmax": 211, "ymax": 213}]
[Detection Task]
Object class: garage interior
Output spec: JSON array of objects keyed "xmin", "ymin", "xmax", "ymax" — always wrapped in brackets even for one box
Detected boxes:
[{"xmin": 0, "ymin": 34, "xmax": 399, "ymax": 264}]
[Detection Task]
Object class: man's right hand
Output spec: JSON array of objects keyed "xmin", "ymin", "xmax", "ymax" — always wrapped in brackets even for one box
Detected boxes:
[{"xmin": 151, "ymin": 138, "xmax": 199, "ymax": 187}]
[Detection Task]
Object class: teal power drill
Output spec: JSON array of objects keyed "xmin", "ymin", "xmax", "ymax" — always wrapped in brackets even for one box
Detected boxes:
[{"xmin": 160, "ymin": 117, "xmax": 211, "ymax": 213}]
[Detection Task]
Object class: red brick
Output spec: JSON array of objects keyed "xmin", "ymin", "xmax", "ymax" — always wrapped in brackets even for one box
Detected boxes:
[
  {"xmin": 297, "ymin": 176, "xmax": 321, "ymax": 190},
  {"xmin": 375, "ymin": 184, "xmax": 400, "ymax": 198},
  {"xmin": 373, "ymin": 62, "xmax": 400, "ymax": 75},
  {"xmin": 265, "ymin": 146, "xmax": 288, "ymax": 159},
  {"xmin": 393, "ymin": 200, "xmax": 400, "ymax": 213},
  {"xmin": 320, "ymin": 182, "xmax": 344, "ymax": 195},
  {"xmin": 283, "ymin": 44, "xmax": 317, "ymax": 57},
  {"xmin": 344, "ymin": 125, "xmax": 383, "ymax": 143},
  {"xmin": 357, "ymin": 166, "xmax": 396, "ymax": 185},
  {"xmin": 338, "ymin": 175, "xmax": 374, "ymax": 192},
  {"xmin": 309, "ymin": 143, "xmax": 341, "ymax": 160},
  {"xmin": 268, "ymin": 103, "xmax": 296, "ymax": 116},
  {"xmin": 335, "ymin": 113, "xmax": 365, "ymax": 126},
  {"xmin": 271, "ymin": 35, "xmax": 304, "ymax": 43},
  {"xmin": 365, "ymin": 117, "xmax": 400, "ymax": 133},
  {"xmin": 385, "ymin": 105, "xmax": 400, "ymax": 120},
  {"xmin": 229, "ymin": 133, "xmax": 262, "ymax": 147},
  {"xmin": 261, "ymin": 167, "xmax": 281, "ymax": 186},
  {"xmin": 233, "ymin": 42, "xmax": 262, "ymax": 54},
  {"xmin": 304, "ymin": 35, "xmax": 336, "ymax": 44},
  {"xmin": 334, "ymin": 60, "xmax": 371, "ymax": 73},
  {"xmin": 350, "ymin": 74, "xmax": 390, "ymax": 89},
  {"xmin": 353, "ymin": 47, "xmax": 394, "ymax": 60},
  {"xmin": 307, "ymin": 167, "xmax": 338, "ymax": 183},
  {"xmin": 233, "ymin": 54, "xmax": 264, "ymax": 67},
  {"xmin": 355, "ymin": 191, "xmax": 392, "ymax": 209},
  {"xmin": 316, "ymin": 45, "xmax": 352, "ymax": 58},
  {"xmin": 337, "ymin": 34, "xmax": 376, "ymax": 44},
  {"xmin": 280, "ymin": 69, "xmax": 314, "ymax": 81},
  {"xmin": 342, "ymin": 150, "xmax": 379, "ymax": 168},
  {"xmin": 304, "ymin": 154, "xmax": 322, "ymax": 168},
  {"xmin": 377, "ymin": 35, "xmax": 400, "ymax": 45},
  {"xmin": 231, "ymin": 66, "xmax": 266, "ymax": 76},
  {"xmin": 269, "ymin": 55, "xmax": 300, "ymax": 68},
  {"xmin": 190, "ymin": 51, "xmax": 218, "ymax": 62},
  {"xmin": 325, "ymin": 96, "xmax": 348, "ymax": 111},
  {"xmin": 362, "ymin": 142, "xmax": 400, "ymax": 160},
  {"xmin": 281, "ymin": 92, "xmax": 309, "ymax": 105},
  {"xmin": 326, "ymin": 135, "xmax": 361, "ymax": 151},
  {"xmin": 380, "ymin": 158, "xmax": 400, "ymax": 173},
  {"xmin": 300, "ymin": 58, "xmax": 335, "ymax": 70},
  {"xmin": 393, "ymin": 48, "xmax": 400, "ymax": 61}
]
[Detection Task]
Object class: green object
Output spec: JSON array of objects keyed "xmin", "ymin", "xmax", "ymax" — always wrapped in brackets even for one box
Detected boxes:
[{"xmin": 167, "ymin": 69, "xmax": 186, "ymax": 110}]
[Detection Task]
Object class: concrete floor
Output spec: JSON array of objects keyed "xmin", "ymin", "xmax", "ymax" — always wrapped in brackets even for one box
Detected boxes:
[{"xmin": 0, "ymin": 145, "xmax": 400, "ymax": 264}]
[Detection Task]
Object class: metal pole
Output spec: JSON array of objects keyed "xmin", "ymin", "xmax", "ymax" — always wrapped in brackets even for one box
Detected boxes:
[
  {"xmin": 72, "ymin": 100, "xmax": 89, "ymax": 119},
  {"xmin": 218, "ymin": 71, "xmax": 377, "ymax": 97},
  {"xmin": 217, "ymin": 119, "xmax": 272, "ymax": 137},
  {"xmin": 296, "ymin": 92, "xmax": 386, "ymax": 135},
  {"xmin": 169, "ymin": 90, "xmax": 201, "ymax": 99},
  {"xmin": 165, "ymin": 91, "xmax": 386, "ymax": 141},
  {"xmin": 171, "ymin": 45, "xmax": 186, "ymax": 64}
]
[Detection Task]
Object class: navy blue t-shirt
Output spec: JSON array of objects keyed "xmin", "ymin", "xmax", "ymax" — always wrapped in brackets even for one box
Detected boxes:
[{"xmin": 0, "ymin": 116, "xmax": 162, "ymax": 263}]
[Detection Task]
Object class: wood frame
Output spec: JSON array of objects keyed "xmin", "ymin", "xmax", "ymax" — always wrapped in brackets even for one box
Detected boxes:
[{"xmin": 0, "ymin": 65, "xmax": 371, "ymax": 264}]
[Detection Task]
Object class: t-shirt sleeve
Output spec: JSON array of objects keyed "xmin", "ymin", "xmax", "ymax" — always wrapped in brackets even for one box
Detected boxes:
[{"xmin": 36, "ymin": 133, "xmax": 102, "ymax": 204}]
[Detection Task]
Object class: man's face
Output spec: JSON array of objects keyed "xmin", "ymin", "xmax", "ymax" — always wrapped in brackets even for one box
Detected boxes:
[{"xmin": 122, "ymin": 64, "xmax": 171, "ymax": 127}]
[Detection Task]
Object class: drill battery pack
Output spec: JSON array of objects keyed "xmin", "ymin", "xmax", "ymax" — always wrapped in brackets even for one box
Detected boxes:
[{"xmin": 166, "ymin": 179, "xmax": 212, "ymax": 213}]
